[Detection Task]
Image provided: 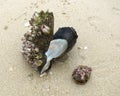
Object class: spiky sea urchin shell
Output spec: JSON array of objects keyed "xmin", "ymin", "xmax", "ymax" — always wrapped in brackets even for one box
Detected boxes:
[
  {"xmin": 21, "ymin": 11, "xmax": 54, "ymax": 73},
  {"xmin": 72, "ymin": 65, "xmax": 92, "ymax": 84}
]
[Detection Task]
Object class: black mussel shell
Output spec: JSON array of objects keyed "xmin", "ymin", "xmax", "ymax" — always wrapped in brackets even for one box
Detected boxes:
[
  {"xmin": 38, "ymin": 27, "xmax": 78, "ymax": 74},
  {"xmin": 53, "ymin": 27, "xmax": 78, "ymax": 52}
]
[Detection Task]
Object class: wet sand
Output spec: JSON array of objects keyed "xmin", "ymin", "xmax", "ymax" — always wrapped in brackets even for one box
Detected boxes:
[{"xmin": 0, "ymin": 0, "xmax": 120, "ymax": 96}]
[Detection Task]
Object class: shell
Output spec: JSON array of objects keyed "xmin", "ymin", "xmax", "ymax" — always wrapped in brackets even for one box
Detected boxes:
[
  {"xmin": 72, "ymin": 65, "xmax": 92, "ymax": 84},
  {"xmin": 40, "ymin": 27, "xmax": 78, "ymax": 74},
  {"xmin": 53, "ymin": 27, "xmax": 78, "ymax": 52}
]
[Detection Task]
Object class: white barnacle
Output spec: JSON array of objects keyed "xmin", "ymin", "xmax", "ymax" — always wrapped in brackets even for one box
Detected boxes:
[
  {"xmin": 34, "ymin": 11, "xmax": 39, "ymax": 17},
  {"xmin": 26, "ymin": 48, "xmax": 31, "ymax": 51},
  {"xmin": 41, "ymin": 24, "xmax": 50, "ymax": 34},
  {"xmin": 34, "ymin": 47, "xmax": 39, "ymax": 52}
]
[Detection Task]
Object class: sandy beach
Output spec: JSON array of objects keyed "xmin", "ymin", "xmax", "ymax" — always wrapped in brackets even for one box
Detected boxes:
[{"xmin": 0, "ymin": 0, "xmax": 120, "ymax": 96}]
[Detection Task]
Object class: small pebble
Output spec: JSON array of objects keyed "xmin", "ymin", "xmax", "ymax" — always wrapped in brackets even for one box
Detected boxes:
[
  {"xmin": 46, "ymin": 88, "xmax": 50, "ymax": 92},
  {"xmin": 9, "ymin": 67, "xmax": 13, "ymax": 72},
  {"xmin": 40, "ymin": 72, "xmax": 47, "ymax": 78},
  {"xmin": 24, "ymin": 22, "xmax": 30, "ymax": 27},
  {"xmin": 4, "ymin": 26, "xmax": 8, "ymax": 30},
  {"xmin": 78, "ymin": 46, "xmax": 88, "ymax": 50},
  {"xmin": 49, "ymin": 71, "xmax": 53, "ymax": 75},
  {"xmin": 27, "ymin": 73, "xmax": 34, "ymax": 80},
  {"xmin": 77, "ymin": 47, "xmax": 81, "ymax": 49},
  {"xmin": 84, "ymin": 46, "xmax": 88, "ymax": 50},
  {"xmin": 62, "ymin": 12, "xmax": 66, "ymax": 15}
]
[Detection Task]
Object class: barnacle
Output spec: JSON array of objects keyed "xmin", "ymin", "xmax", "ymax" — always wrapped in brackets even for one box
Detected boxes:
[{"xmin": 22, "ymin": 11, "xmax": 54, "ymax": 72}]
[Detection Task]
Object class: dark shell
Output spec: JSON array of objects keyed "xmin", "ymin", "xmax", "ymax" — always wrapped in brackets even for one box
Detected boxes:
[
  {"xmin": 53, "ymin": 27, "xmax": 78, "ymax": 52},
  {"xmin": 38, "ymin": 27, "xmax": 78, "ymax": 74},
  {"xmin": 72, "ymin": 65, "xmax": 92, "ymax": 84}
]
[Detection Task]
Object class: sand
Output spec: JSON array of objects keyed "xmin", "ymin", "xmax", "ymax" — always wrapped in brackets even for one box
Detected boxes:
[{"xmin": 0, "ymin": 0, "xmax": 120, "ymax": 96}]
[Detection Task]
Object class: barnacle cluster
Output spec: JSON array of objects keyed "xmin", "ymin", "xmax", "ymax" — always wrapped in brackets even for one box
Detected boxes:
[
  {"xmin": 21, "ymin": 11, "xmax": 54, "ymax": 72},
  {"xmin": 72, "ymin": 65, "xmax": 92, "ymax": 84}
]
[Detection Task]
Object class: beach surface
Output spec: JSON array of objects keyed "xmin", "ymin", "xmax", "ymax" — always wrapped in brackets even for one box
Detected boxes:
[{"xmin": 0, "ymin": 0, "xmax": 120, "ymax": 96}]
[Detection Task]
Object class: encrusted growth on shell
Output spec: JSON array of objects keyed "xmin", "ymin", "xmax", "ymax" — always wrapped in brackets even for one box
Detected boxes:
[
  {"xmin": 21, "ymin": 11, "xmax": 54, "ymax": 72},
  {"xmin": 72, "ymin": 65, "xmax": 92, "ymax": 84}
]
